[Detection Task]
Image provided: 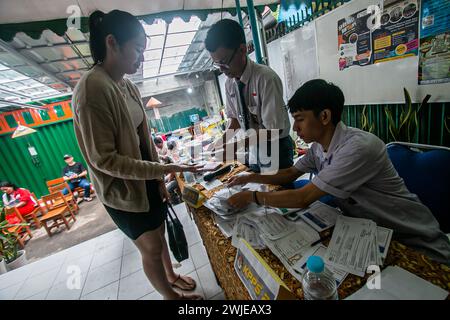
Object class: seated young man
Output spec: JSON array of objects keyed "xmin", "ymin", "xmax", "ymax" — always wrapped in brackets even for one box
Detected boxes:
[
  {"xmin": 227, "ymin": 79, "xmax": 450, "ymax": 265},
  {"xmin": 62, "ymin": 154, "xmax": 92, "ymax": 201}
]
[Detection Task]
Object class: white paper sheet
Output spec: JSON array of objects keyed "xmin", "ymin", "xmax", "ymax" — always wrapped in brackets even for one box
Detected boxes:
[
  {"xmin": 299, "ymin": 201, "xmax": 341, "ymax": 232},
  {"xmin": 324, "ymin": 216, "xmax": 379, "ymax": 277},
  {"xmin": 293, "ymin": 244, "xmax": 348, "ymax": 287},
  {"xmin": 259, "ymin": 221, "xmax": 320, "ymax": 282},
  {"xmin": 346, "ymin": 266, "xmax": 449, "ymax": 300},
  {"xmin": 232, "ymin": 216, "xmax": 266, "ymax": 249},
  {"xmin": 249, "ymin": 213, "xmax": 297, "ymax": 240},
  {"xmin": 199, "ymin": 178, "xmax": 223, "ymax": 191},
  {"xmin": 377, "ymin": 226, "xmax": 393, "ymax": 260}
]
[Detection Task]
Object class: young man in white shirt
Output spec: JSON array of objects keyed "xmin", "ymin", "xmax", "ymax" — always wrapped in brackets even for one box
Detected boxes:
[
  {"xmin": 227, "ymin": 79, "xmax": 450, "ymax": 265},
  {"xmin": 205, "ymin": 19, "xmax": 293, "ymax": 173}
]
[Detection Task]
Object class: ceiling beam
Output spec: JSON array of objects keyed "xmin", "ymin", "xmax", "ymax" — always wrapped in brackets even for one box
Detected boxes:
[
  {"xmin": 156, "ymin": 23, "xmax": 170, "ymax": 83},
  {"xmin": 18, "ymin": 41, "xmax": 87, "ymax": 52},
  {"xmin": 39, "ymin": 55, "xmax": 92, "ymax": 67},
  {"xmin": 134, "ymin": 67, "xmax": 213, "ymax": 84},
  {"xmin": 0, "ymin": 87, "xmax": 30, "ymax": 99},
  {"xmin": 0, "ymin": 99, "xmax": 47, "ymax": 110},
  {"xmin": 63, "ymin": 34, "xmax": 92, "ymax": 69}
]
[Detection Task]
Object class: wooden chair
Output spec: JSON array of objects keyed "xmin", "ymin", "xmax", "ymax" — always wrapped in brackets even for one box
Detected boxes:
[
  {"xmin": 4, "ymin": 207, "xmax": 32, "ymax": 248},
  {"xmin": 47, "ymin": 177, "xmax": 95, "ymax": 200},
  {"xmin": 48, "ymin": 182, "xmax": 79, "ymax": 214},
  {"xmin": 40, "ymin": 192, "xmax": 76, "ymax": 237},
  {"xmin": 17, "ymin": 192, "xmax": 43, "ymax": 229}
]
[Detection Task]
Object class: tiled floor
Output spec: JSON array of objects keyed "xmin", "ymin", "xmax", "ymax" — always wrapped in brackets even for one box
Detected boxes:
[{"xmin": 0, "ymin": 203, "xmax": 225, "ymax": 300}]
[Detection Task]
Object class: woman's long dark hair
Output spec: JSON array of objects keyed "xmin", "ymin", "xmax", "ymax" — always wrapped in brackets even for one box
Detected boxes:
[
  {"xmin": 88, "ymin": 10, "xmax": 145, "ymax": 65},
  {"xmin": 0, "ymin": 181, "xmax": 18, "ymax": 202}
]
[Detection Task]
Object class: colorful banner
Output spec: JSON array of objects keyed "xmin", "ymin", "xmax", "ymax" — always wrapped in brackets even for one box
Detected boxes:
[
  {"xmin": 418, "ymin": 0, "xmax": 450, "ymax": 85},
  {"xmin": 338, "ymin": 0, "xmax": 419, "ymax": 70},
  {"xmin": 372, "ymin": 0, "xmax": 419, "ymax": 64},
  {"xmin": 338, "ymin": 7, "xmax": 374, "ymax": 70}
]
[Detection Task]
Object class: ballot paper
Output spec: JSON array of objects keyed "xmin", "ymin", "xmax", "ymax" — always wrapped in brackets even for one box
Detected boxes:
[
  {"xmin": 293, "ymin": 244, "xmax": 348, "ymax": 288},
  {"xmin": 249, "ymin": 212, "xmax": 297, "ymax": 240},
  {"xmin": 299, "ymin": 201, "xmax": 341, "ymax": 232},
  {"xmin": 198, "ymin": 178, "xmax": 223, "ymax": 191},
  {"xmin": 213, "ymin": 213, "xmax": 236, "ymax": 238},
  {"xmin": 377, "ymin": 226, "xmax": 393, "ymax": 260},
  {"xmin": 232, "ymin": 216, "xmax": 266, "ymax": 249},
  {"xmin": 260, "ymin": 221, "xmax": 320, "ymax": 282},
  {"xmin": 241, "ymin": 182, "xmax": 269, "ymax": 192},
  {"xmin": 324, "ymin": 216, "xmax": 380, "ymax": 277},
  {"xmin": 346, "ymin": 266, "xmax": 449, "ymax": 300}
]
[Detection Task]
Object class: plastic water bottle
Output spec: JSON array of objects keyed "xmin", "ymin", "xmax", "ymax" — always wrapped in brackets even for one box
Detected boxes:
[{"xmin": 302, "ymin": 256, "xmax": 338, "ymax": 300}]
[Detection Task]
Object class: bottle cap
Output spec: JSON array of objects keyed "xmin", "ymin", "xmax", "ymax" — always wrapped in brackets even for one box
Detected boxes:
[{"xmin": 306, "ymin": 256, "xmax": 325, "ymax": 273}]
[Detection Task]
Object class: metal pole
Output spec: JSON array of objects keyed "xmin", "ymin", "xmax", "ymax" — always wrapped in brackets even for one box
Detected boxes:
[
  {"xmin": 246, "ymin": 0, "xmax": 263, "ymax": 64},
  {"xmin": 235, "ymin": 0, "xmax": 244, "ymax": 28}
]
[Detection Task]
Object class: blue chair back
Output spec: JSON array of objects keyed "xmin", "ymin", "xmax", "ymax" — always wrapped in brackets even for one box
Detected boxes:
[{"xmin": 387, "ymin": 143, "xmax": 450, "ymax": 233}]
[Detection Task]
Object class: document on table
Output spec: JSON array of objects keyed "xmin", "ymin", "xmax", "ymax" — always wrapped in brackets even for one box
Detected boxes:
[
  {"xmin": 346, "ymin": 266, "xmax": 449, "ymax": 300},
  {"xmin": 260, "ymin": 221, "xmax": 320, "ymax": 282},
  {"xmin": 199, "ymin": 178, "xmax": 223, "ymax": 191},
  {"xmin": 231, "ymin": 216, "xmax": 266, "ymax": 249},
  {"xmin": 213, "ymin": 213, "xmax": 236, "ymax": 238},
  {"xmin": 293, "ymin": 244, "xmax": 348, "ymax": 288},
  {"xmin": 377, "ymin": 226, "xmax": 393, "ymax": 260},
  {"xmin": 324, "ymin": 216, "xmax": 380, "ymax": 277},
  {"xmin": 249, "ymin": 212, "xmax": 296, "ymax": 240},
  {"xmin": 299, "ymin": 201, "xmax": 341, "ymax": 232}
]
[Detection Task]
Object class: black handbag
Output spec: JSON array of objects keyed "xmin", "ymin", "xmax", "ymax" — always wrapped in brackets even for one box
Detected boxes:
[{"xmin": 166, "ymin": 203, "xmax": 189, "ymax": 262}]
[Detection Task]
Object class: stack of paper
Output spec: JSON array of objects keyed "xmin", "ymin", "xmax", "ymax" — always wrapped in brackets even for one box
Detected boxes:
[
  {"xmin": 255, "ymin": 215, "xmax": 321, "ymax": 282},
  {"xmin": 293, "ymin": 244, "xmax": 348, "ymax": 287},
  {"xmin": 324, "ymin": 216, "xmax": 392, "ymax": 277},
  {"xmin": 346, "ymin": 266, "xmax": 449, "ymax": 300},
  {"xmin": 231, "ymin": 216, "xmax": 266, "ymax": 249}
]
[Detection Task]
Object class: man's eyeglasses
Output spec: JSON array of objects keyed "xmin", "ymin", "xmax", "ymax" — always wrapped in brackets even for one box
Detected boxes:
[{"xmin": 213, "ymin": 47, "xmax": 239, "ymax": 70}]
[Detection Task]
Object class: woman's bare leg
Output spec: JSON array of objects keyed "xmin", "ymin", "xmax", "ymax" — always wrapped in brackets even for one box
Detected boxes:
[{"xmin": 133, "ymin": 224, "xmax": 179, "ymax": 299}]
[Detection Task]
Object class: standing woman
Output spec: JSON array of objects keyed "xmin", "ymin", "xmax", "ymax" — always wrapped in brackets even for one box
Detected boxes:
[{"xmin": 72, "ymin": 10, "xmax": 203, "ymax": 300}]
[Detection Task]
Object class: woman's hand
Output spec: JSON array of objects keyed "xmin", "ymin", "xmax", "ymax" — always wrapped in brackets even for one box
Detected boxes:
[
  {"xmin": 158, "ymin": 180, "xmax": 171, "ymax": 203},
  {"xmin": 165, "ymin": 164, "xmax": 204, "ymax": 174}
]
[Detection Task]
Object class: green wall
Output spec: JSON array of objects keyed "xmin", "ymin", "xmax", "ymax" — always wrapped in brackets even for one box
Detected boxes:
[
  {"xmin": 0, "ymin": 120, "xmax": 87, "ymax": 199},
  {"xmin": 148, "ymin": 107, "xmax": 208, "ymax": 133}
]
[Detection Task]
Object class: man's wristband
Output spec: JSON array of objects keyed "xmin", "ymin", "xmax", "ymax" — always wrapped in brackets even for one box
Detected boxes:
[{"xmin": 253, "ymin": 191, "xmax": 261, "ymax": 206}]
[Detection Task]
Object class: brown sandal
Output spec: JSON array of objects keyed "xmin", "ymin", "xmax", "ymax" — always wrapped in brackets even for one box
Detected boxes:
[{"xmin": 170, "ymin": 274, "xmax": 197, "ymax": 291}]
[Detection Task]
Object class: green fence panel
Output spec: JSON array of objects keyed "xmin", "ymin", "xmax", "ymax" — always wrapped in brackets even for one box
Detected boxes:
[{"xmin": 0, "ymin": 120, "xmax": 87, "ymax": 200}]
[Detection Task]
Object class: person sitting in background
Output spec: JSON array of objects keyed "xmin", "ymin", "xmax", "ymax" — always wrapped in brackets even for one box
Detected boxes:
[
  {"xmin": 153, "ymin": 136, "xmax": 170, "ymax": 163},
  {"xmin": 167, "ymin": 140, "xmax": 181, "ymax": 163},
  {"xmin": 0, "ymin": 181, "xmax": 37, "ymax": 224},
  {"xmin": 61, "ymin": 154, "xmax": 93, "ymax": 202}
]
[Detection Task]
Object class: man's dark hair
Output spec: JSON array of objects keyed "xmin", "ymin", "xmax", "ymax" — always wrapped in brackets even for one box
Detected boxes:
[
  {"xmin": 167, "ymin": 140, "xmax": 177, "ymax": 151},
  {"xmin": 153, "ymin": 137, "xmax": 163, "ymax": 145},
  {"xmin": 0, "ymin": 181, "xmax": 18, "ymax": 190},
  {"xmin": 205, "ymin": 19, "xmax": 246, "ymax": 52},
  {"xmin": 288, "ymin": 79, "xmax": 345, "ymax": 126}
]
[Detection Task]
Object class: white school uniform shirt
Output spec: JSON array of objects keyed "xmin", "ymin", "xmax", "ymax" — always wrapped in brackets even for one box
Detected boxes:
[
  {"xmin": 224, "ymin": 58, "xmax": 291, "ymax": 164},
  {"xmin": 294, "ymin": 122, "xmax": 450, "ymax": 265}
]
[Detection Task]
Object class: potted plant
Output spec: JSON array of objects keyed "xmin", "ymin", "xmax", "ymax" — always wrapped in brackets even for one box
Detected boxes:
[
  {"xmin": 384, "ymin": 88, "xmax": 431, "ymax": 142},
  {"xmin": 0, "ymin": 208, "xmax": 29, "ymax": 272}
]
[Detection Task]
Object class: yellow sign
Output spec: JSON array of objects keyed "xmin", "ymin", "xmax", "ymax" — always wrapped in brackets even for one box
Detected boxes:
[{"xmin": 234, "ymin": 239, "xmax": 296, "ymax": 300}]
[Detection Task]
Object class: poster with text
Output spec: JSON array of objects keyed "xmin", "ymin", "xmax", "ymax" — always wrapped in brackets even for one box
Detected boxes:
[
  {"xmin": 338, "ymin": 7, "xmax": 375, "ymax": 70},
  {"xmin": 418, "ymin": 0, "xmax": 450, "ymax": 85},
  {"xmin": 372, "ymin": 0, "xmax": 419, "ymax": 64}
]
